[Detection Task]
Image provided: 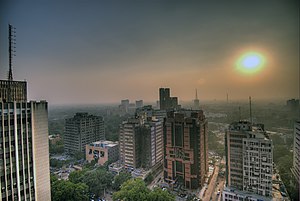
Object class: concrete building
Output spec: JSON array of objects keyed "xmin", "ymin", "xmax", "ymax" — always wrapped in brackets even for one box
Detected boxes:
[
  {"xmin": 119, "ymin": 116, "xmax": 163, "ymax": 169},
  {"xmin": 222, "ymin": 187, "xmax": 272, "ymax": 201},
  {"xmin": 292, "ymin": 120, "xmax": 300, "ymax": 184},
  {"xmin": 225, "ymin": 121, "xmax": 273, "ymax": 198},
  {"xmin": 64, "ymin": 113, "xmax": 105, "ymax": 154},
  {"xmin": 0, "ymin": 80, "xmax": 27, "ymax": 102},
  {"xmin": 0, "ymin": 82, "xmax": 51, "ymax": 201},
  {"xmin": 163, "ymin": 110, "xmax": 208, "ymax": 189},
  {"xmin": 159, "ymin": 88, "xmax": 180, "ymax": 110},
  {"xmin": 86, "ymin": 140, "xmax": 119, "ymax": 166}
]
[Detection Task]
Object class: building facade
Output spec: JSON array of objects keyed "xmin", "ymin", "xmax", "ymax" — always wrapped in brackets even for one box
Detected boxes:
[
  {"xmin": 292, "ymin": 121, "xmax": 300, "ymax": 184},
  {"xmin": 0, "ymin": 80, "xmax": 27, "ymax": 103},
  {"xmin": 163, "ymin": 110, "xmax": 208, "ymax": 189},
  {"xmin": 0, "ymin": 83, "xmax": 51, "ymax": 201},
  {"xmin": 86, "ymin": 140, "xmax": 119, "ymax": 166},
  {"xmin": 119, "ymin": 116, "xmax": 163, "ymax": 169},
  {"xmin": 225, "ymin": 121, "xmax": 273, "ymax": 199},
  {"xmin": 64, "ymin": 113, "xmax": 105, "ymax": 154},
  {"xmin": 222, "ymin": 187, "xmax": 272, "ymax": 201}
]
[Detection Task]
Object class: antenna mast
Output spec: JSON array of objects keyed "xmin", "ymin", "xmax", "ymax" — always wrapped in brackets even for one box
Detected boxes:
[
  {"xmin": 195, "ymin": 89, "xmax": 198, "ymax": 100},
  {"xmin": 8, "ymin": 24, "xmax": 16, "ymax": 81},
  {"xmin": 249, "ymin": 96, "xmax": 252, "ymax": 123}
]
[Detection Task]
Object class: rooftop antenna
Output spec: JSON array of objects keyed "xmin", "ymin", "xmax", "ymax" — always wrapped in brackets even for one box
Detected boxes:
[
  {"xmin": 249, "ymin": 96, "xmax": 252, "ymax": 123},
  {"xmin": 195, "ymin": 89, "xmax": 198, "ymax": 100},
  {"xmin": 239, "ymin": 106, "xmax": 241, "ymax": 120},
  {"xmin": 8, "ymin": 24, "xmax": 16, "ymax": 81},
  {"xmin": 227, "ymin": 93, "xmax": 228, "ymax": 103}
]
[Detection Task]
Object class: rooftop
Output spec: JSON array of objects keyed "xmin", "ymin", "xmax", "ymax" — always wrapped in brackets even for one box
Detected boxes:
[{"xmin": 88, "ymin": 140, "xmax": 118, "ymax": 148}]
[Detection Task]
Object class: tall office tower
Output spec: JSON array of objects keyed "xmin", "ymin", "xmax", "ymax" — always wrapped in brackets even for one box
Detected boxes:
[
  {"xmin": 292, "ymin": 120, "xmax": 300, "ymax": 184},
  {"xmin": 224, "ymin": 121, "xmax": 273, "ymax": 199},
  {"xmin": 0, "ymin": 24, "xmax": 51, "ymax": 201},
  {"xmin": 159, "ymin": 88, "xmax": 180, "ymax": 110},
  {"xmin": 163, "ymin": 110, "xmax": 208, "ymax": 189},
  {"xmin": 119, "ymin": 116, "xmax": 163, "ymax": 169},
  {"xmin": 64, "ymin": 113, "xmax": 105, "ymax": 154},
  {"xmin": 119, "ymin": 118, "xmax": 140, "ymax": 168},
  {"xmin": 193, "ymin": 89, "xmax": 200, "ymax": 110}
]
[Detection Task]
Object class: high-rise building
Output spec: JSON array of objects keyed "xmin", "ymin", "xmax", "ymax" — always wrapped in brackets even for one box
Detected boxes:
[
  {"xmin": 0, "ymin": 100, "xmax": 51, "ymax": 201},
  {"xmin": 64, "ymin": 113, "xmax": 105, "ymax": 154},
  {"xmin": 159, "ymin": 88, "xmax": 180, "ymax": 110},
  {"xmin": 163, "ymin": 110, "xmax": 208, "ymax": 189},
  {"xmin": 119, "ymin": 118, "xmax": 140, "ymax": 168},
  {"xmin": 292, "ymin": 121, "xmax": 300, "ymax": 184},
  {"xmin": 0, "ymin": 24, "xmax": 51, "ymax": 201},
  {"xmin": 224, "ymin": 121, "xmax": 273, "ymax": 199},
  {"xmin": 119, "ymin": 116, "xmax": 163, "ymax": 169}
]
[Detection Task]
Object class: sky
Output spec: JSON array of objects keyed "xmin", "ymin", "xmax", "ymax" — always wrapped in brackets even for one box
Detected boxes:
[{"xmin": 0, "ymin": 0, "xmax": 299, "ymax": 105}]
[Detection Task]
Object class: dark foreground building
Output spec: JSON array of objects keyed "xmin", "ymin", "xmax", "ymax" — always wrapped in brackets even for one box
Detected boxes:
[{"xmin": 163, "ymin": 110, "xmax": 208, "ymax": 189}]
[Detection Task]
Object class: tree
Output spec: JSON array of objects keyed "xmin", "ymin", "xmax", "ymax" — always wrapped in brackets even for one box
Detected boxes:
[
  {"xmin": 113, "ymin": 179, "xmax": 150, "ymax": 201},
  {"xmin": 113, "ymin": 179, "xmax": 175, "ymax": 201},
  {"xmin": 82, "ymin": 168, "xmax": 113, "ymax": 197},
  {"xmin": 68, "ymin": 170, "xmax": 86, "ymax": 184},
  {"xmin": 51, "ymin": 175, "xmax": 89, "ymax": 201},
  {"xmin": 112, "ymin": 172, "xmax": 132, "ymax": 190},
  {"xmin": 148, "ymin": 187, "xmax": 175, "ymax": 201}
]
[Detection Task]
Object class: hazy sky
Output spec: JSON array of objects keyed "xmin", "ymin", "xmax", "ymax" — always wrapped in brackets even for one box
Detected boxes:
[{"xmin": 0, "ymin": 1, "xmax": 299, "ymax": 104}]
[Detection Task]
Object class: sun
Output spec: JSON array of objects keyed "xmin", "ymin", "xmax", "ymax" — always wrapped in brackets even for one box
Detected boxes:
[{"xmin": 236, "ymin": 52, "xmax": 265, "ymax": 74}]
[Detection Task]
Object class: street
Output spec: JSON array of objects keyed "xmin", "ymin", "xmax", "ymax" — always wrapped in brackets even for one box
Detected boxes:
[{"xmin": 201, "ymin": 161, "xmax": 220, "ymax": 201}]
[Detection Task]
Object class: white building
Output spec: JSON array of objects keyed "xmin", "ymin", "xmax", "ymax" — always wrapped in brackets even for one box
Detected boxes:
[{"xmin": 225, "ymin": 121, "xmax": 273, "ymax": 198}]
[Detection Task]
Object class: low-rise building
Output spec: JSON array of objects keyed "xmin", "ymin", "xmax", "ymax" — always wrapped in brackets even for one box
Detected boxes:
[{"xmin": 86, "ymin": 141, "xmax": 119, "ymax": 166}]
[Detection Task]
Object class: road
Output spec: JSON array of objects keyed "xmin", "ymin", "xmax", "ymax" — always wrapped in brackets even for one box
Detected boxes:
[
  {"xmin": 202, "ymin": 162, "xmax": 220, "ymax": 201},
  {"xmin": 148, "ymin": 170, "xmax": 163, "ymax": 190},
  {"xmin": 211, "ymin": 179, "xmax": 225, "ymax": 201}
]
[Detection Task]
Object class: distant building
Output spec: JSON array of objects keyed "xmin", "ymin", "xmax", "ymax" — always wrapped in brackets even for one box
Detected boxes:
[
  {"xmin": 135, "ymin": 100, "xmax": 143, "ymax": 108},
  {"xmin": 287, "ymin": 99, "xmax": 299, "ymax": 111},
  {"xmin": 119, "ymin": 116, "xmax": 163, "ymax": 169},
  {"xmin": 292, "ymin": 120, "xmax": 300, "ymax": 184},
  {"xmin": 64, "ymin": 113, "xmax": 105, "ymax": 154},
  {"xmin": 86, "ymin": 141, "xmax": 119, "ymax": 166},
  {"xmin": 121, "ymin": 99, "xmax": 130, "ymax": 112},
  {"xmin": 159, "ymin": 88, "xmax": 180, "ymax": 110},
  {"xmin": 163, "ymin": 110, "xmax": 208, "ymax": 189},
  {"xmin": 225, "ymin": 121, "xmax": 273, "ymax": 198}
]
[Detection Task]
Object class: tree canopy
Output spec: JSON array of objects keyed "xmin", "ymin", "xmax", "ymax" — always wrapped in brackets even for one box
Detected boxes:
[{"xmin": 113, "ymin": 178, "xmax": 175, "ymax": 201}]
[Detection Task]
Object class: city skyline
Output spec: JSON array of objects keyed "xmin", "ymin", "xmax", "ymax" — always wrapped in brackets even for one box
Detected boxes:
[{"xmin": 0, "ymin": 1, "xmax": 299, "ymax": 105}]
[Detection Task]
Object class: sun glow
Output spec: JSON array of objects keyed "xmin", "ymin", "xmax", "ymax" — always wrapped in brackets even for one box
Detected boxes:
[{"xmin": 236, "ymin": 52, "xmax": 265, "ymax": 74}]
